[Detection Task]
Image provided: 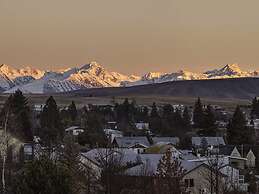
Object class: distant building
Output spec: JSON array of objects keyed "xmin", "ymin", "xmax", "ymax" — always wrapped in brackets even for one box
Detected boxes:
[
  {"xmin": 127, "ymin": 154, "xmax": 231, "ymax": 194},
  {"xmin": 219, "ymin": 145, "xmax": 257, "ymax": 169},
  {"xmin": 135, "ymin": 122, "xmax": 149, "ymax": 130},
  {"xmin": 103, "ymin": 129, "xmax": 123, "ymax": 143},
  {"xmin": 105, "ymin": 121, "xmax": 118, "ymax": 130},
  {"xmin": 192, "ymin": 137, "xmax": 226, "ymax": 148},
  {"xmin": 229, "ymin": 147, "xmax": 247, "ymax": 170},
  {"xmin": 246, "ymin": 149, "xmax": 256, "ymax": 168},
  {"xmin": 65, "ymin": 126, "xmax": 84, "ymax": 136},
  {"xmin": 152, "ymin": 137, "xmax": 179, "ymax": 146},
  {"xmin": 112, "ymin": 136, "xmax": 150, "ymax": 153}
]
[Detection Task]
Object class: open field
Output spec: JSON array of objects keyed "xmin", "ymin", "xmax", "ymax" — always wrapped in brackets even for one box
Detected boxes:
[
  {"xmin": 1, "ymin": 78, "xmax": 258, "ymax": 109},
  {"xmin": 0, "ymin": 94, "xmax": 250, "ymax": 110}
]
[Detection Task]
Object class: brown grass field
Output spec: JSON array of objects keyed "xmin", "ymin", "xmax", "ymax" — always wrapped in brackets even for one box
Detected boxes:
[{"xmin": 0, "ymin": 94, "xmax": 250, "ymax": 110}]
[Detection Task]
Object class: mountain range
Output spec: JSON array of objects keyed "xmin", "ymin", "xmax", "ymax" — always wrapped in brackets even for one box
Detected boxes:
[{"xmin": 0, "ymin": 62, "xmax": 258, "ymax": 94}]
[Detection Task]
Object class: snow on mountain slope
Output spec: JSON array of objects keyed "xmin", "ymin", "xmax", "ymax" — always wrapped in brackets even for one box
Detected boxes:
[
  {"xmin": 5, "ymin": 62, "xmax": 140, "ymax": 94},
  {"xmin": 0, "ymin": 64, "xmax": 44, "ymax": 79},
  {"xmin": 2, "ymin": 63, "xmax": 259, "ymax": 94},
  {"xmin": 122, "ymin": 70, "xmax": 206, "ymax": 87},
  {"xmin": 0, "ymin": 64, "xmax": 45, "ymax": 90},
  {"xmin": 123, "ymin": 64, "xmax": 257, "ymax": 87},
  {"xmin": 204, "ymin": 64, "xmax": 251, "ymax": 78}
]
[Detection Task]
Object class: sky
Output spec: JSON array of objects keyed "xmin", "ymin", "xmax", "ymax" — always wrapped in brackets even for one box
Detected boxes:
[{"xmin": 1, "ymin": 0, "xmax": 259, "ymax": 74}]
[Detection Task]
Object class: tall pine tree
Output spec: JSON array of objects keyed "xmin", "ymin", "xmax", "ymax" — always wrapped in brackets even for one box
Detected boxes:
[
  {"xmin": 227, "ymin": 106, "xmax": 255, "ymax": 145},
  {"xmin": 182, "ymin": 106, "xmax": 191, "ymax": 128},
  {"xmin": 193, "ymin": 97, "xmax": 205, "ymax": 128},
  {"xmin": 68, "ymin": 101, "xmax": 78, "ymax": 122},
  {"xmin": 149, "ymin": 102, "xmax": 161, "ymax": 134},
  {"xmin": 40, "ymin": 96, "xmax": 63, "ymax": 145},
  {"xmin": 199, "ymin": 105, "xmax": 217, "ymax": 136},
  {"xmin": 156, "ymin": 149, "xmax": 186, "ymax": 194},
  {"xmin": 251, "ymin": 97, "xmax": 259, "ymax": 118},
  {"xmin": 1, "ymin": 90, "xmax": 33, "ymax": 141}
]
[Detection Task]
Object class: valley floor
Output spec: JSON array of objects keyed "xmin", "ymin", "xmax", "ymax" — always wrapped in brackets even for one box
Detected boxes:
[{"xmin": 0, "ymin": 94, "xmax": 250, "ymax": 110}]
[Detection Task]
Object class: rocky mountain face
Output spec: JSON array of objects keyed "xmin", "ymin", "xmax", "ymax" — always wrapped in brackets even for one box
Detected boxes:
[
  {"xmin": 1, "ymin": 63, "xmax": 258, "ymax": 94},
  {"xmin": 122, "ymin": 64, "xmax": 258, "ymax": 87},
  {"xmin": 4, "ymin": 62, "xmax": 139, "ymax": 94}
]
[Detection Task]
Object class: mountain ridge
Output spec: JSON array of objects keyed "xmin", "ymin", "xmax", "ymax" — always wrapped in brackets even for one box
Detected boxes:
[
  {"xmin": 68, "ymin": 77, "xmax": 259, "ymax": 99},
  {"xmin": 0, "ymin": 62, "xmax": 258, "ymax": 94}
]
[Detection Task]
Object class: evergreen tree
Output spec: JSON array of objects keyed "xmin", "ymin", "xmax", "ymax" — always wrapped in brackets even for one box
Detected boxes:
[
  {"xmin": 12, "ymin": 157, "xmax": 73, "ymax": 194},
  {"xmin": 162, "ymin": 104, "xmax": 174, "ymax": 119},
  {"xmin": 156, "ymin": 149, "xmax": 186, "ymax": 194},
  {"xmin": 60, "ymin": 135, "xmax": 82, "ymax": 194},
  {"xmin": 193, "ymin": 97, "xmax": 205, "ymax": 128},
  {"xmin": 161, "ymin": 104, "xmax": 174, "ymax": 135},
  {"xmin": 199, "ymin": 105, "xmax": 217, "ymax": 136},
  {"xmin": 149, "ymin": 102, "xmax": 161, "ymax": 134},
  {"xmin": 78, "ymin": 108, "xmax": 107, "ymax": 147},
  {"xmin": 67, "ymin": 101, "xmax": 77, "ymax": 122},
  {"xmin": 227, "ymin": 106, "xmax": 255, "ymax": 145},
  {"xmin": 200, "ymin": 137, "xmax": 208, "ymax": 156},
  {"xmin": 251, "ymin": 97, "xmax": 259, "ymax": 118},
  {"xmin": 1, "ymin": 90, "xmax": 33, "ymax": 141},
  {"xmin": 204, "ymin": 105, "xmax": 216, "ymax": 128},
  {"xmin": 173, "ymin": 108, "xmax": 183, "ymax": 129},
  {"xmin": 40, "ymin": 96, "xmax": 63, "ymax": 145},
  {"xmin": 182, "ymin": 106, "xmax": 191, "ymax": 128},
  {"xmin": 142, "ymin": 106, "xmax": 149, "ymax": 122},
  {"xmin": 150, "ymin": 102, "xmax": 159, "ymax": 117},
  {"xmin": 114, "ymin": 98, "xmax": 136, "ymax": 134}
]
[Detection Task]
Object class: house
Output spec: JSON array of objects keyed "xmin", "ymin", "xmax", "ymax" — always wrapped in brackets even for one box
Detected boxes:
[
  {"xmin": 33, "ymin": 104, "xmax": 45, "ymax": 112},
  {"xmin": 179, "ymin": 150, "xmax": 198, "ymax": 160},
  {"xmin": 127, "ymin": 154, "xmax": 230, "ymax": 194},
  {"xmin": 192, "ymin": 136, "xmax": 226, "ymax": 154},
  {"xmin": 80, "ymin": 148, "xmax": 141, "ymax": 178},
  {"xmin": 192, "ymin": 137, "xmax": 226, "ymax": 148},
  {"xmin": 135, "ymin": 122, "xmax": 149, "ymax": 130},
  {"xmin": 65, "ymin": 126, "xmax": 84, "ymax": 136},
  {"xmin": 228, "ymin": 147, "xmax": 247, "ymax": 170},
  {"xmin": 152, "ymin": 137, "xmax": 179, "ymax": 146},
  {"xmin": 183, "ymin": 163, "xmax": 227, "ymax": 194},
  {"xmin": 105, "ymin": 121, "xmax": 118, "ymax": 130},
  {"xmin": 220, "ymin": 146, "xmax": 256, "ymax": 169},
  {"xmin": 188, "ymin": 155, "xmax": 247, "ymax": 193},
  {"xmin": 144, "ymin": 143, "xmax": 181, "ymax": 156},
  {"xmin": 246, "ymin": 149, "xmax": 256, "ymax": 168},
  {"xmin": 250, "ymin": 119, "xmax": 259, "ymax": 143},
  {"xmin": 103, "ymin": 129, "xmax": 123, "ymax": 143},
  {"xmin": 113, "ymin": 136, "xmax": 150, "ymax": 153}
]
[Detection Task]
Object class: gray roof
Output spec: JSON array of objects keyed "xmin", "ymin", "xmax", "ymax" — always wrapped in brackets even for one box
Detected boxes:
[
  {"xmin": 192, "ymin": 137, "xmax": 226, "ymax": 146},
  {"xmin": 179, "ymin": 150, "xmax": 198, "ymax": 160},
  {"xmin": 114, "ymin": 136, "xmax": 150, "ymax": 148},
  {"xmin": 152, "ymin": 137, "xmax": 180, "ymax": 145},
  {"xmin": 126, "ymin": 154, "xmax": 204, "ymax": 176},
  {"xmin": 81, "ymin": 148, "xmax": 140, "ymax": 167}
]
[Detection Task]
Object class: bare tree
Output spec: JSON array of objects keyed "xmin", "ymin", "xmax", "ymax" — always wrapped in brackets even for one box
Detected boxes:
[
  {"xmin": 0, "ymin": 110, "xmax": 9, "ymax": 193},
  {"xmin": 95, "ymin": 148, "xmax": 126, "ymax": 194},
  {"xmin": 204, "ymin": 154, "xmax": 243, "ymax": 194}
]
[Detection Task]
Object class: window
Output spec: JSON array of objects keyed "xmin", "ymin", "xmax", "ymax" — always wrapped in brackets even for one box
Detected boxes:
[
  {"xmin": 239, "ymin": 175, "xmax": 244, "ymax": 184},
  {"xmin": 185, "ymin": 179, "xmax": 194, "ymax": 187}
]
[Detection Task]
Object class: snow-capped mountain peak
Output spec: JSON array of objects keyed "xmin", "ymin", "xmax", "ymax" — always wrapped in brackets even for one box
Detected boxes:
[
  {"xmin": 0, "ymin": 64, "xmax": 11, "ymax": 73},
  {"xmin": 1, "ymin": 62, "xmax": 258, "ymax": 94},
  {"xmin": 142, "ymin": 72, "xmax": 165, "ymax": 80},
  {"xmin": 220, "ymin": 64, "xmax": 242, "ymax": 74},
  {"xmin": 5, "ymin": 62, "xmax": 140, "ymax": 93},
  {"xmin": 204, "ymin": 64, "xmax": 250, "ymax": 78},
  {"xmin": 0, "ymin": 64, "xmax": 45, "ymax": 79}
]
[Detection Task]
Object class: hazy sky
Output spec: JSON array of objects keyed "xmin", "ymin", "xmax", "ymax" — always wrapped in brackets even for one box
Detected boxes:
[{"xmin": 1, "ymin": 0, "xmax": 259, "ymax": 74}]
